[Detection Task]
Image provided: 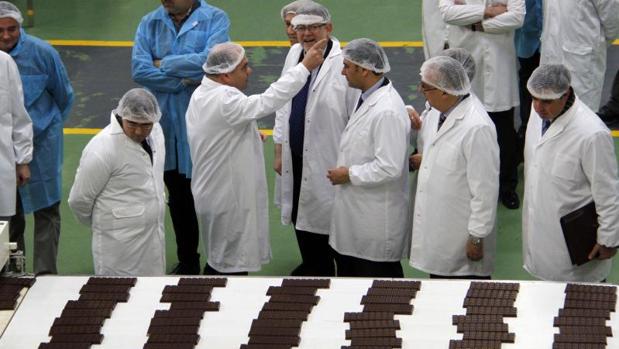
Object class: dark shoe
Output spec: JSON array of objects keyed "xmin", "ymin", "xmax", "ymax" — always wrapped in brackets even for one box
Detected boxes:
[
  {"xmin": 500, "ymin": 191, "xmax": 520, "ymax": 210},
  {"xmin": 170, "ymin": 262, "xmax": 200, "ymax": 275}
]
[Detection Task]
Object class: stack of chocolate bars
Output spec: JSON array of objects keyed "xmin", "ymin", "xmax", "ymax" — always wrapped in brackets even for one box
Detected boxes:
[
  {"xmin": 341, "ymin": 280, "xmax": 421, "ymax": 349},
  {"xmin": 241, "ymin": 278, "xmax": 330, "ymax": 349},
  {"xmin": 39, "ymin": 277, "xmax": 137, "ymax": 349},
  {"xmin": 144, "ymin": 277, "xmax": 227, "ymax": 349},
  {"xmin": 0, "ymin": 276, "xmax": 35, "ymax": 310},
  {"xmin": 449, "ymin": 281, "xmax": 519, "ymax": 349},
  {"xmin": 552, "ymin": 283, "xmax": 616, "ymax": 349}
]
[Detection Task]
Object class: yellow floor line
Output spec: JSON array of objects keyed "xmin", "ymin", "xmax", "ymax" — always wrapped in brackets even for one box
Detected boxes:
[{"xmin": 65, "ymin": 128, "xmax": 619, "ymax": 137}]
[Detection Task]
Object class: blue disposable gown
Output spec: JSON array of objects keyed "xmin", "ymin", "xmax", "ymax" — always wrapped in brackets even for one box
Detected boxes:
[
  {"xmin": 10, "ymin": 30, "xmax": 74, "ymax": 213},
  {"xmin": 131, "ymin": 0, "xmax": 230, "ymax": 176}
]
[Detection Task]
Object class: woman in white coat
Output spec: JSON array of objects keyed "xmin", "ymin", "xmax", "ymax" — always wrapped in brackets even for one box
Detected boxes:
[
  {"xmin": 0, "ymin": 51, "xmax": 32, "ymax": 219},
  {"xmin": 328, "ymin": 39, "xmax": 411, "ymax": 277},
  {"xmin": 540, "ymin": 0, "xmax": 619, "ymax": 112},
  {"xmin": 68, "ymin": 89, "xmax": 166, "ymax": 276},
  {"xmin": 410, "ymin": 56, "xmax": 500, "ymax": 278},
  {"xmin": 186, "ymin": 41, "xmax": 326, "ymax": 274}
]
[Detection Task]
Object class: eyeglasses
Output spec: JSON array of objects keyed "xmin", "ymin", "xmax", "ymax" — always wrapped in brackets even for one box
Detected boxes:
[
  {"xmin": 418, "ymin": 83, "xmax": 437, "ymax": 93},
  {"xmin": 293, "ymin": 24, "xmax": 326, "ymax": 33}
]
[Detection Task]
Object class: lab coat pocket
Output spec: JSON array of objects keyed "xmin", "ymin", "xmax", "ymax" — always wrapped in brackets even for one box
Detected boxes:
[
  {"xmin": 111, "ymin": 205, "xmax": 145, "ymax": 240},
  {"xmin": 550, "ymin": 153, "xmax": 579, "ymax": 182},
  {"xmin": 435, "ymin": 142, "xmax": 461, "ymax": 172},
  {"xmin": 561, "ymin": 44, "xmax": 595, "ymax": 90}
]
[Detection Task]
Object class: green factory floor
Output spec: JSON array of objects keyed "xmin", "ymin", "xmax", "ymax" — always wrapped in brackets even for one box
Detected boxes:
[{"xmin": 7, "ymin": 0, "xmax": 619, "ymax": 282}]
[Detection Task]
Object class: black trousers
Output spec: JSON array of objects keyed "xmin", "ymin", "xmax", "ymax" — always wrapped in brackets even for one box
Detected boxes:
[
  {"xmin": 430, "ymin": 274, "xmax": 491, "ymax": 280},
  {"xmin": 599, "ymin": 69, "xmax": 619, "ymax": 117},
  {"xmin": 164, "ymin": 169, "xmax": 200, "ymax": 269},
  {"xmin": 290, "ymin": 152, "xmax": 335, "ymax": 277},
  {"xmin": 488, "ymin": 109, "xmax": 519, "ymax": 193},
  {"xmin": 517, "ymin": 50, "xmax": 540, "ymax": 133},
  {"xmin": 334, "ymin": 250, "xmax": 403, "ymax": 278}
]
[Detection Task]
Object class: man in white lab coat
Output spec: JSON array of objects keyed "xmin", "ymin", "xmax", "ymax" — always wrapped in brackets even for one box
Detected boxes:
[
  {"xmin": 0, "ymin": 50, "xmax": 32, "ymax": 221},
  {"xmin": 68, "ymin": 89, "xmax": 166, "ymax": 276},
  {"xmin": 523, "ymin": 64, "xmax": 619, "ymax": 282},
  {"xmin": 273, "ymin": 2, "xmax": 360, "ymax": 276},
  {"xmin": 327, "ymin": 39, "xmax": 410, "ymax": 277},
  {"xmin": 540, "ymin": 0, "xmax": 619, "ymax": 112},
  {"xmin": 439, "ymin": 0, "xmax": 524, "ymax": 210},
  {"xmin": 410, "ymin": 56, "xmax": 500, "ymax": 279},
  {"xmin": 186, "ymin": 41, "xmax": 326, "ymax": 275}
]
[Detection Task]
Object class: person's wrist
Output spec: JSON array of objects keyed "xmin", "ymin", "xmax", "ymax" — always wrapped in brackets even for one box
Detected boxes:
[{"xmin": 468, "ymin": 235, "xmax": 482, "ymax": 246}]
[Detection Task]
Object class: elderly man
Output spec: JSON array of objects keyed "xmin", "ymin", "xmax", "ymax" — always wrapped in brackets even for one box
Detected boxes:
[
  {"xmin": 439, "ymin": 0, "xmax": 524, "ymax": 210},
  {"xmin": 69, "ymin": 89, "xmax": 166, "ymax": 276},
  {"xmin": 523, "ymin": 64, "xmax": 619, "ymax": 282},
  {"xmin": 186, "ymin": 41, "xmax": 326, "ymax": 275},
  {"xmin": 540, "ymin": 0, "xmax": 619, "ymax": 112},
  {"xmin": 412, "ymin": 47, "xmax": 480, "ymax": 171},
  {"xmin": 0, "ymin": 51, "xmax": 32, "ymax": 222},
  {"xmin": 132, "ymin": 0, "xmax": 230, "ymax": 275},
  {"xmin": 0, "ymin": 2, "xmax": 74, "ymax": 275},
  {"xmin": 273, "ymin": 1, "xmax": 360, "ymax": 276},
  {"xmin": 410, "ymin": 56, "xmax": 500, "ymax": 279},
  {"xmin": 327, "ymin": 39, "xmax": 410, "ymax": 277},
  {"xmin": 280, "ymin": 0, "xmax": 313, "ymax": 45}
]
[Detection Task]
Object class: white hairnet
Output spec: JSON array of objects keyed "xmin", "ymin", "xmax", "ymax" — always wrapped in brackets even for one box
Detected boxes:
[
  {"xmin": 343, "ymin": 38, "xmax": 391, "ymax": 74},
  {"xmin": 203, "ymin": 42, "xmax": 245, "ymax": 75},
  {"xmin": 290, "ymin": 2, "xmax": 331, "ymax": 26},
  {"xmin": 114, "ymin": 88, "xmax": 161, "ymax": 123},
  {"xmin": 440, "ymin": 48, "xmax": 476, "ymax": 82},
  {"xmin": 281, "ymin": 0, "xmax": 313, "ymax": 20},
  {"xmin": 0, "ymin": 1, "xmax": 23, "ymax": 24},
  {"xmin": 420, "ymin": 56, "xmax": 471, "ymax": 96},
  {"xmin": 527, "ymin": 64, "xmax": 571, "ymax": 100}
]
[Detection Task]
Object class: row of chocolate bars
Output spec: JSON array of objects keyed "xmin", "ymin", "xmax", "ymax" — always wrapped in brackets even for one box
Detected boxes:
[{"xmin": 0, "ymin": 276, "xmax": 616, "ymax": 348}]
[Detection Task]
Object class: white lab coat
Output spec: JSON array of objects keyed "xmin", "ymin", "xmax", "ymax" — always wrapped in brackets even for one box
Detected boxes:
[
  {"xmin": 186, "ymin": 63, "xmax": 311, "ymax": 273},
  {"xmin": 410, "ymin": 96, "xmax": 500, "ymax": 276},
  {"xmin": 329, "ymin": 82, "xmax": 411, "ymax": 262},
  {"xmin": 439, "ymin": 0, "xmax": 524, "ymax": 112},
  {"xmin": 68, "ymin": 113, "xmax": 166, "ymax": 276},
  {"xmin": 523, "ymin": 96, "xmax": 619, "ymax": 282},
  {"xmin": 0, "ymin": 51, "xmax": 32, "ymax": 217},
  {"xmin": 274, "ymin": 39, "xmax": 360, "ymax": 235},
  {"xmin": 540, "ymin": 0, "xmax": 619, "ymax": 112},
  {"xmin": 423, "ymin": 0, "xmax": 449, "ymax": 59}
]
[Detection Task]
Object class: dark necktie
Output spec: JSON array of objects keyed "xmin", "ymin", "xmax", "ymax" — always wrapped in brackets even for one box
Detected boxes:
[
  {"xmin": 541, "ymin": 119, "xmax": 551, "ymax": 136},
  {"xmin": 141, "ymin": 139, "xmax": 153, "ymax": 164},
  {"xmin": 437, "ymin": 113, "xmax": 447, "ymax": 131},
  {"xmin": 355, "ymin": 97, "xmax": 364, "ymax": 111},
  {"xmin": 289, "ymin": 74, "xmax": 312, "ymax": 156}
]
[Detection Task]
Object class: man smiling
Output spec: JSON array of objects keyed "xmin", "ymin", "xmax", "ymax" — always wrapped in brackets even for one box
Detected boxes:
[{"xmin": 273, "ymin": 1, "xmax": 360, "ymax": 276}]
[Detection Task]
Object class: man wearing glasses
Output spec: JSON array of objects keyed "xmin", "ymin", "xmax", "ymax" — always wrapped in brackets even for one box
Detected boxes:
[
  {"xmin": 273, "ymin": 2, "xmax": 360, "ymax": 276},
  {"xmin": 69, "ymin": 89, "xmax": 166, "ymax": 276},
  {"xmin": 409, "ymin": 56, "xmax": 499, "ymax": 279}
]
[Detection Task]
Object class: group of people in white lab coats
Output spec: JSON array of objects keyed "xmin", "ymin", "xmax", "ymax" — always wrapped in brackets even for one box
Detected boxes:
[{"xmin": 33, "ymin": 0, "xmax": 619, "ymax": 282}]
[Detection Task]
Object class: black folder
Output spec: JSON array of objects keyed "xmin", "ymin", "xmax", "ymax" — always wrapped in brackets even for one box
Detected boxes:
[{"xmin": 560, "ymin": 201, "xmax": 598, "ymax": 266}]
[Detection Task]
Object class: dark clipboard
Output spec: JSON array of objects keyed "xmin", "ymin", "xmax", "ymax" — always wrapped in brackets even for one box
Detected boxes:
[{"xmin": 560, "ymin": 201, "xmax": 598, "ymax": 266}]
